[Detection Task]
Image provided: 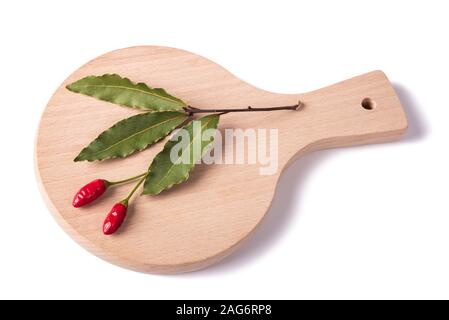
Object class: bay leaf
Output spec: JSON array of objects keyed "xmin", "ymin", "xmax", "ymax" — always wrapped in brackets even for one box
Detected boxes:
[
  {"xmin": 75, "ymin": 111, "xmax": 188, "ymax": 161},
  {"xmin": 66, "ymin": 74, "xmax": 186, "ymax": 111},
  {"xmin": 143, "ymin": 114, "xmax": 220, "ymax": 195}
]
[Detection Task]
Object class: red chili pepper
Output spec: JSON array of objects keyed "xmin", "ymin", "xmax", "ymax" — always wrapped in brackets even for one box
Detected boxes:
[
  {"xmin": 72, "ymin": 179, "xmax": 109, "ymax": 208},
  {"xmin": 103, "ymin": 202, "xmax": 128, "ymax": 235}
]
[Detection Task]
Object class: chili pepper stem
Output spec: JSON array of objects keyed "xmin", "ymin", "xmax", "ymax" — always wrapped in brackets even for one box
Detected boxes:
[
  {"xmin": 120, "ymin": 173, "xmax": 148, "ymax": 205},
  {"xmin": 108, "ymin": 172, "xmax": 146, "ymax": 186}
]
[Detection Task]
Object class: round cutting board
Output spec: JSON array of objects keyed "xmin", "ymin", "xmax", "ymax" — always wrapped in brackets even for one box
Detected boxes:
[{"xmin": 35, "ymin": 46, "xmax": 407, "ymax": 273}]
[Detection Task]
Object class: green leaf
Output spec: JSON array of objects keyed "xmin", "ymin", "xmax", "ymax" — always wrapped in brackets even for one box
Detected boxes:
[
  {"xmin": 66, "ymin": 74, "xmax": 186, "ymax": 111},
  {"xmin": 143, "ymin": 114, "xmax": 220, "ymax": 195},
  {"xmin": 75, "ymin": 111, "xmax": 188, "ymax": 162}
]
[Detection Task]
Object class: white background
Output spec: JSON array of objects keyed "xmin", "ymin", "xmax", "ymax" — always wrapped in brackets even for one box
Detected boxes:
[{"xmin": 0, "ymin": 0, "xmax": 447, "ymax": 299}]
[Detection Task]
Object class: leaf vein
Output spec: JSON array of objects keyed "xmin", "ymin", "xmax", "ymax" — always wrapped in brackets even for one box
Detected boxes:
[
  {"xmin": 77, "ymin": 84, "xmax": 183, "ymax": 105},
  {"xmin": 93, "ymin": 115, "xmax": 185, "ymax": 157}
]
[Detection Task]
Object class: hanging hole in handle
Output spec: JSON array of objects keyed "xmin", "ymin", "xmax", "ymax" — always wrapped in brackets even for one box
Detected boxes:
[{"xmin": 361, "ymin": 97, "xmax": 376, "ymax": 110}]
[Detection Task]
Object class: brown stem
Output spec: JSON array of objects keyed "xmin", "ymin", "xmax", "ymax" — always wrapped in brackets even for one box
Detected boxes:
[{"xmin": 183, "ymin": 101, "xmax": 303, "ymax": 116}]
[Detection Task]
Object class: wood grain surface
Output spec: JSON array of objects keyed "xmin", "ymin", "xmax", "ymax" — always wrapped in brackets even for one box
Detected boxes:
[{"xmin": 35, "ymin": 46, "xmax": 408, "ymax": 273}]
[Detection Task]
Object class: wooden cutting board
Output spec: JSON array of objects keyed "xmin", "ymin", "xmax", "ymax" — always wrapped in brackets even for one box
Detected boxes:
[{"xmin": 35, "ymin": 46, "xmax": 408, "ymax": 274}]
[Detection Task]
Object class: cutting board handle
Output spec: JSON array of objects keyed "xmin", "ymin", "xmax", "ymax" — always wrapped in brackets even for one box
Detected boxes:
[{"xmin": 294, "ymin": 70, "xmax": 408, "ymax": 155}]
